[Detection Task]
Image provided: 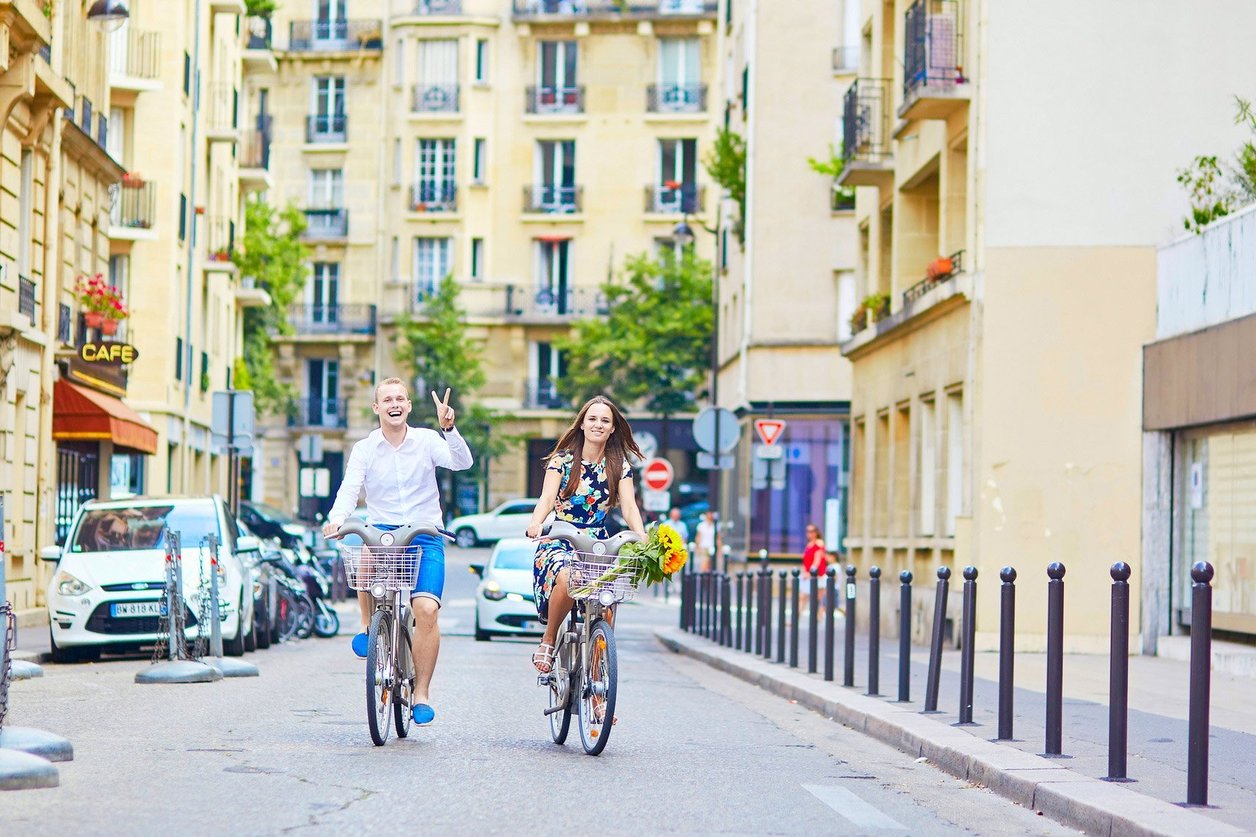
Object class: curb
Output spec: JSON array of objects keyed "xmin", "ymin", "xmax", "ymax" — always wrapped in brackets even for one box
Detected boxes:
[{"xmin": 656, "ymin": 627, "xmax": 1241, "ymax": 837}]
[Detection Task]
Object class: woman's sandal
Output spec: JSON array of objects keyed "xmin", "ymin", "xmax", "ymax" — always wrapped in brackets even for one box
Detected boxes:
[
  {"xmin": 532, "ymin": 643, "xmax": 556, "ymax": 674},
  {"xmin": 592, "ymin": 699, "xmax": 618, "ymax": 726}
]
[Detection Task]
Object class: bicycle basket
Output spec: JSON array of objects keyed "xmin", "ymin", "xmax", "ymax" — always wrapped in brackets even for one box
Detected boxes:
[
  {"xmin": 566, "ymin": 554, "xmax": 640, "ymax": 604},
  {"xmin": 340, "ymin": 545, "xmax": 423, "ymax": 592}
]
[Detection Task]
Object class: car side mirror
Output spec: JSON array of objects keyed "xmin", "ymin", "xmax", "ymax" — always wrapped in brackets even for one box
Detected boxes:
[
  {"xmin": 40, "ymin": 545, "xmax": 63, "ymax": 563},
  {"xmin": 468, "ymin": 563, "xmax": 484, "ymax": 577},
  {"xmin": 237, "ymin": 535, "xmax": 261, "ymax": 553}
]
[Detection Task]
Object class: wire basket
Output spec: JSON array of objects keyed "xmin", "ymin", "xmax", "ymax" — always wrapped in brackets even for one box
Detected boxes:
[
  {"xmin": 340, "ymin": 545, "xmax": 423, "ymax": 592},
  {"xmin": 566, "ymin": 554, "xmax": 640, "ymax": 604}
]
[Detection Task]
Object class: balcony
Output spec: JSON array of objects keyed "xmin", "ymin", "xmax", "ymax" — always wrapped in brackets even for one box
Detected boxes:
[
  {"xmin": 408, "ymin": 182, "xmax": 458, "ymax": 213},
  {"xmin": 109, "ymin": 26, "xmax": 161, "ymax": 90},
  {"xmin": 18, "ymin": 275, "xmax": 37, "ymax": 327},
  {"xmin": 289, "ymin": 398, "xmax": 349, "ymax": 429},
  {"xmin": 109, "ymin": 179, "xmax": 156, "ymax": 239},
  {"xmin": 526, "ymin": 85, "xmax": 585, "ymax": 115},
  {"xmin": 411, "ymin": 84, "xmax": 459, "ymax": 114},
  {"xmin": 837, "ymin": 78, "xmax": 893, "ymax": 189},
  {"xmin": 843, "ymin": 254, "xmax": 972, "ymax": 357},
  {"xmin": 234, "ymin": 276, "xmax": 271, "ymax": 308},
  {"xmin": 646, "ymin": 83, "xmax": 707, "ymax": 114},
  {"xmin": 306, "ymin": 113, "xmax": 347, "ymax": 144},
  {"xmin": 303, "ymin": 208, "xmax": 349, "ymax": 240},
  {"xmin": 205, "ymin": 217, "xmax": 237, "ymax": 269},
  {"xmin": 206, "ymin": 84, "xmax": 239, "ymax": 143},
  {"xmin": 414, "ymin": 0, "xmax": 463, "ymax": 14},
  {"xmin": 287, "ymin": 304, "xmax": 377, "ymax": 336},
  {"xmin": 523, "ymin": 185, "xmax": 582, "ymax": 214},
  {"xmin": 288, "ymin": 19, "xmax": 383, "ymax": 52},
  {"xmin": 511, "ymin": 0, "xmax": 716, "ymax": 18},
  {"xmin": 506, "ymin": 285, "xmax": 608, "ymax": 318},
  {"xmin": 901, "ymin": 250, "xmax": 965, "ymax": 306},
  {"xmin": 900, "ymin": 0, "xmax": 969, "ymax": 120},
  {"xmin": 243, "ymin": 17, "xmax": 278, "ymax": 72},
  {"xmin": 526, "ymin": 380, "xmax": 567, "ymax": 410},
  {"xmin": 645, "ymin": 183, "xmax": 703, "ymax": 214},
  {"xmin": 239, "ymin": 127, "xmax": 273, "ymax": 191}
]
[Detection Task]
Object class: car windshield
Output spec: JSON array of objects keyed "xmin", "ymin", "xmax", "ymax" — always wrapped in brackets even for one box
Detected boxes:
[
  {"xmin": 69, "ymin": 503, "xmax": 220, "ymax": 553},
  {"xmin": 493, "ymin": 543, "xmax": 535, "ymax": 571},
  {"xmin": 246, "ymin": 502, "xmax": 293, "ymax": 523}
]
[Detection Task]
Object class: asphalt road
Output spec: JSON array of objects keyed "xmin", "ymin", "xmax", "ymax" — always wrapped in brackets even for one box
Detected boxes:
[{"xmin": 4, "ymin": 547, "xmax": 1076, "ymax": 835}]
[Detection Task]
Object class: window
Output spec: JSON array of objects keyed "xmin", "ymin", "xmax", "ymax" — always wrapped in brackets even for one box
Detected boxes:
[
  {"xmin": 311, "ymin": 76, "xmax": 346, "ymax": 140},
  {"xmin": 107, "ymin": 106, "xmax": 125, "ymax": 162},
  {"xmin": 394, "ymin": 38, "xmax": 405, "ymax": 86},
  {"xmin": 535, "ymin": 239, "xmax": 571, "ymax": 313},
  {"xmin": 470, "ymin": 238, "xmax": 484, "ymax": 279},
  {"xmin": 919, "ymin": 398, "xmax": 936, "ymax": 535},
  {"xmin": 474, "ymin": 38, "xmax": 489, "ymax": 82},
  {"xmin": 414, "ymin": 139, "xmax": 456, "ymax": 209},
  {"xmin": 415, "ymin": 39, "xmax": 459, "ymax": 111},
  {"xmin": 657, "ymin": 38, "xmax": 701, "ymax": 110},
  {"xmin": 178, "ymin": 192, "xmax": 187, "ymax": 240},
  {"xmin": 306, "ymin": 358, "xmax": 341, "ymax": 427},
  {"xmin": 535, "ymin": 41, "xmax": 579, "ymax": 112},
  {"xmin": 183, "ymin": 51, "xmax": 190, "ymax": 95},
  {"xmin": 472, "ymin": 137, "xmax": 486, "ymax": 182},
  {"xmin": 308, "ymin": 168, "xmax": 344, "ymax": 208},
  {"xmin": 175, "ymin": 336, "xmax": 183, "ymax": 381},
  {"xmin": 533, "ymin": 140, "xmax": 576, "ymax": 212},
  {"xmin": 392, "ymin": 138, "xmax": 402, "ymax": 186},
  {"xmin": 308, "ymin": 262, "xmax": 340, "ymax": 323},
  {"xmin": 654, "ymin": 138, "xmax": 698, "ymax": 212},
  {"xmin": 945, "ymin": 391, "xmax": 963, "ymax": 536},
  {"xmin": 532, "ymin": 342, "xmax": 568, "ymax": 408},
  {"xmin": 390, "ymin": 236, "xmax": 400, "ymax": 282},
  {"xmin": 314, "ymin": 0, "xmax": 348, "ymax": 44},
  {"xmin": 414, "ymin": 237, "xmax": 451, "ymax": 299}
]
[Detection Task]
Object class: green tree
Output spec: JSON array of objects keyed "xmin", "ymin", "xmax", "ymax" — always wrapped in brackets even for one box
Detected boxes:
[
  {"xmin": 394, "ymin": 276, "xmax": 511, "ymax": 508},
  {"xmin": 556, "ymin": 249, "xmax": 713, "ymax": 443},
  {"xmin": 808, "ymin": 143, "xmax": 855, "ymax": 209},
  {"xmin": 236, "ymin": 200, "xmax": 309, "ymax": 415},
  {"xmin": 703, "ymin": 128, "xmax": 746, "ymax": 245}
]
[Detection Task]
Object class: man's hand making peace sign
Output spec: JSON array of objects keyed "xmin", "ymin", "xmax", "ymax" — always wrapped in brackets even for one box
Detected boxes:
[{"xmin": 432, "ymin": 387, "xmax": 456, "ymax": 431}]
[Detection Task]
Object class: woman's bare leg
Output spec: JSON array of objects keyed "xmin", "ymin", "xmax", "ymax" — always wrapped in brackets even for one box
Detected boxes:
[{"xmin": 536, "ymin": 569, "xmax": 573, "ymax": 672}]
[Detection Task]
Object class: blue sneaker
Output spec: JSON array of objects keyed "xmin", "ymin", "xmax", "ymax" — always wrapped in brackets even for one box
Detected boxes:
[
  {"xmin": 350, "ymin": 632, "xmax": 368, "ymax": 658},
  {"xmin": 412, "ymin": 703, "xmax": 436, "ymax": 726}
]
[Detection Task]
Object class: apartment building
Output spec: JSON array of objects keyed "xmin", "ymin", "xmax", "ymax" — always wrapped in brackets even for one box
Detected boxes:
[
  {"xmin": 838, "ymin": 0, "xmax": 1256, "ymax": 649},
  {"xmin": 714, "ymin": 0, "xmax": 859, "ymax": 558},
  {"xmin": 246, "ymin": 0, "xmax": 722, "ymax": 519}
]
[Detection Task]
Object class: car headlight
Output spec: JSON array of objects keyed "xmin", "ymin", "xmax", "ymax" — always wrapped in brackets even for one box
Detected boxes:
[
  {"xmin": 56, "ymin": 571, "xmax": 92, "ymax": 597},
  {"xmin": 505, "ymin": 592, "xmax": 524, "ymax": 602},
  {"xmin": 482, "ymin": 580, "xmax": 506, "ymax": 601}
]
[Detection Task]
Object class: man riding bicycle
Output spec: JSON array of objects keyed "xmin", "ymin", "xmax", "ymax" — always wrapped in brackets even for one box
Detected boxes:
[{"xmin": 323, "ymin": 377, "xmax": 473, "ymax": 726}]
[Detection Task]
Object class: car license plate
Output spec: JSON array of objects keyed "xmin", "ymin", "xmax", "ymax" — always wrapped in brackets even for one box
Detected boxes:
[{"xmin": 111, "ymin": 601, "xmax": 165, "ymax": 618}]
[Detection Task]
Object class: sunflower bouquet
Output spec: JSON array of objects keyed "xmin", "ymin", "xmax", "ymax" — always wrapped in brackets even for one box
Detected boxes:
[{"xmin": 569, "ymin": 523, "xmax": 690, "ymax": 596}]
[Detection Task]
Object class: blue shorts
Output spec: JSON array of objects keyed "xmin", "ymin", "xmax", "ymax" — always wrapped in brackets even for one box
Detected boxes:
[{"xmin": 374, "ymin": 525, "xmax": 446, "ymax": 606}]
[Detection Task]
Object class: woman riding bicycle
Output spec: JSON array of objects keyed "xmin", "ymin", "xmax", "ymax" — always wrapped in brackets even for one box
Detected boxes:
[{"xmin": 525, "ymin": 396, "xmax": 646, "ymax": 674}]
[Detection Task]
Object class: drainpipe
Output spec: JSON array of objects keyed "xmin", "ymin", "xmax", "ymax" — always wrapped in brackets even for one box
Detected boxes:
[{"xmin": 182, "ymin": 0, "xmax": 204, "ymax": 492}]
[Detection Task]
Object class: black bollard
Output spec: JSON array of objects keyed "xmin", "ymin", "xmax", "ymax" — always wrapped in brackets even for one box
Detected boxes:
[
  {"xmin": 763, "ymin": 566, "xmax": 774, "ymax": 660},
  {"xmin": 1106, "ymin": 562, "xmax": 1131, "ymax": 781},
  {"xmin": 777, "ymin": 570, "xmax": 788, "ymax": 663},
  {"xmin": 680, "ymin": 565, "xmax": 690, "ymax": 631},
  {"xmin": 790, "ymin": 569, "xmax": 801, "ymax": 668},
  {"xmin": 997, "ymin": 567, "xmax": 1016, "ymax": 740},
  {"xmin": 735, "ymin": 572, "xmax": 745, "ymax": 650},
  {"xmin": 824, "ymin": 567, "xmax": 836, "ymax": 681},
  {"xmin": 1045, "ymin": 562, "xmax": 1066, "ymax": 755},
  {"xmin": 722, "ymin": 574, "xmax": 733, "ymax": 647},
  {"xmin": 708, "ymin": 573, "xmax": 717, "ymax": 640},
  {"xmin": 843, "ymin": 565, "xmax": 857, "ymax": 687},
  {"xmin": 1187, "ymin": 561, "xmax": 1214, "ymax": 805},
  {"xmin": 744, "ymin": 571, "xmax": 755, "ymax": 653},
  {"xmin": 923, "ymin": 567, "xmax": 951, "ymax": 712},
  {"xmin": 754, "ymin": 567, "xmax": 765, "ymax": 655},
  {"xmin": 958, "ymin": 567, "xmax": 978, "ymax": 725},
  {"xmin": 868, "ymin": 567, "xmax": 882, "ymax": 696},
  {"xmin": 697, "ymin": 571, "xmax": 706, "ymax": 637},
  {"xmin": 898, "ymin": 571, "xmax": 913, "ymax": 702},
  {"xmin": 808, "ymin": 570, "xmax": 820, "ymax": 674}
]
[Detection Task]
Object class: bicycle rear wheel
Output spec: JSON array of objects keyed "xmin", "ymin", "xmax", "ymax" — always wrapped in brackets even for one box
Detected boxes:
[
  {"xmin": 547, "ymin": 637, "xmax": 573, "ymax": 745},
  {"xmin": 394, "ymin": 610, "xmax": 414, "ymax": 739},
  {"xmin": 577, "ymin": 620, "xmax": 617, "ymax": 755},
  {"xmin": 366, "ymin": 609, "xmax": 393, "ymax": 746}
]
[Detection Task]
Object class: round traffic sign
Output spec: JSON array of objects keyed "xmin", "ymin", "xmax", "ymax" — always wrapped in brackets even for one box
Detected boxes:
[
  {"xmin": 692, "ymin": 406, "xmax": 739, "ymax": 453},
  {"xmin": 641, "ymin": 458, "xmax": 674, "ymax": 492}
]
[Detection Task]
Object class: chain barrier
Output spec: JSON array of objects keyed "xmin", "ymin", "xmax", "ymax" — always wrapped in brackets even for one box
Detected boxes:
[
  {"xmin": 152, "ymin": 531, "xmax": 191, "ymax": 663},
  {"xmin": 191, "ymin": 536, "xmax": 212, "ymax": 660},
  {"xmin": 0, "ymin": 600, "xmax": 14, "ymax": 731}
]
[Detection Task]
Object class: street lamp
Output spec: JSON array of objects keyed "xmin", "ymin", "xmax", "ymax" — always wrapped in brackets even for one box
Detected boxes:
[
  {"xmin": 672, "ymin": 219, "xmax": 695, "ymax": 249},
  {"xmin": 86, "ymin": 0, "xmax": 130, "ymax": 31}
]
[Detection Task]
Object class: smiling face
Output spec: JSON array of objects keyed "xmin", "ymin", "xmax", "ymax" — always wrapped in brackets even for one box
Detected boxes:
[
  {"xmin": 372, "ymin": 382, "xmax": 412, "ymax": 429},
  {"xmin": 581, "ymin": 402, "xmax": 615, "ymax": 444}
]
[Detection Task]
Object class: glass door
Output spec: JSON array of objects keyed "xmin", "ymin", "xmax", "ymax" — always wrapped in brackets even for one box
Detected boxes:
[
  {"xmin": 308, "ymin": 262, "xmax": 340, "ymax": 326},
  {"xmin": 306, "ymin": 358, "xmax": 340, "ymax": 426}
]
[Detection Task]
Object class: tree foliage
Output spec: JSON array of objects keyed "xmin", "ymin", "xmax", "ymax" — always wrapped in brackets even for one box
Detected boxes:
[
  {"xmin": 703, "ymin": 128, "xmax": 746, "ymax": 245},
  {"xmin": 237, "ymin": 200, "xmax": 308, "ymax": 415},
  {"xmin": 556, "ymin": 249, "xmax": 713, "ymax": 419},
  {"xmin": 807, "ymin": 143, "xmax": 855, "ymax": 209},
  {"xmin": 1176, "ymin": 96, "xmax": 1256, "ymax": 234}
]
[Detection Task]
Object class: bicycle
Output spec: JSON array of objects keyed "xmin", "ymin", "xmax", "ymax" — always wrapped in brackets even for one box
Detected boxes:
[
  {"xmin": 539, "ymin": 521, "xmax": 643, "ymax": 756},
  {"xmin": 336, "ymin": 521, "xmax": 451, "ymax": 746}
]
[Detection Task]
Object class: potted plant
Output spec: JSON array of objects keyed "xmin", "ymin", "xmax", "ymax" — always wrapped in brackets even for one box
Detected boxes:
[
  {"xmin": 926, "ymin": 256, "xmax": 954, "ymax": 282},
  {"xmin": 74, "ymin": 273, "xmax": 128, "ymax": 332}
]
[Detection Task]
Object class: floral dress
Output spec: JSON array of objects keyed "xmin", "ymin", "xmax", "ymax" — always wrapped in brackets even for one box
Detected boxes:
[{"xmin": 533, "ymin": 452, "xmax": 632, "ymax": 624}]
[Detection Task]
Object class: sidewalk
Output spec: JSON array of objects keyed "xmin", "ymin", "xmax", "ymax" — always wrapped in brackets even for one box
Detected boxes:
[{"xmin": 658, "ymin": 623, "xmax": 1256, "ymax": 836}]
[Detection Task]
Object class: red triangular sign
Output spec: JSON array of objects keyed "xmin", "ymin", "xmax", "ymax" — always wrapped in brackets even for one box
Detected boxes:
[{"xmin": 754, "ymin": 419, "xmax": 786, "ymax": 446}]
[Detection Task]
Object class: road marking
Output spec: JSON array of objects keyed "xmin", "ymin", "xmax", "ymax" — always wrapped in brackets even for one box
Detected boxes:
[{"xmin": 803, "ymin": 784, "xmax": 907, "ymax": 831}]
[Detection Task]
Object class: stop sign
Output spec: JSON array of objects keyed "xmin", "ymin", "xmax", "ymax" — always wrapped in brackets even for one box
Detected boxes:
[{"xmin": 641, "ymin": 458, "xmax": 674, "ymax": 492}]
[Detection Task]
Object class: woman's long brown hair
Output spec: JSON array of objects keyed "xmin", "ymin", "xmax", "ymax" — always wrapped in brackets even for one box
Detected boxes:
[{"xmin": 546, "ymin": 395, "xmax": 644, "ymax": 506}]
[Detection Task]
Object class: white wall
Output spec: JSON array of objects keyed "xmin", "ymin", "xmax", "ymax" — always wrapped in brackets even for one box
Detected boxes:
[{"xmin": 1156, "ymin": 204, "xmax": 1256, "ymax": 339}]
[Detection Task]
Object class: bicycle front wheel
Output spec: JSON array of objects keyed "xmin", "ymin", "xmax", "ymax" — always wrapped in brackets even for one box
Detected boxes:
[
  {"xmin": 577, "ymin": 620, "xmax": 617, "ymax": 755},
  {"xmin": 366, "ymin": 609, "xmax": 393, "ymax": 746},
  {"xmin": 394, "ymin": 611, "xmax": 414, "ymax": 739}
]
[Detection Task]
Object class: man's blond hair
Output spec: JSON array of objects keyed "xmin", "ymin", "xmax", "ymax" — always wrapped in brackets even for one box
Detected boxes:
[{"xmin": 374, "ymin": 376, "xmax": 409, "ymax": 403}]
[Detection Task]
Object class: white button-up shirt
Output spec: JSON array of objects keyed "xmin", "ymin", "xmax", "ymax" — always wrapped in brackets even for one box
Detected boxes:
[{"xmin": 328, "ymin": 425, "xmax": 473, "ymax": 528}]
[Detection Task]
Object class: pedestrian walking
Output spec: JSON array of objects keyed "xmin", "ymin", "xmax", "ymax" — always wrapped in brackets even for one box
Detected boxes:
[
  {"xmin": 666, "ymin": 507, "xmax": 689, "ymax": 544},
  {"xmin": 801, "ymin": 523, "xmax": 828, "ymax": 608},
  {"xmin": 695, "ymin": 510, "xmax": 719, "ymax": 572},
  {"xmin": 322, "ymin": 378, "xmax": 474, "ymax": 727}
]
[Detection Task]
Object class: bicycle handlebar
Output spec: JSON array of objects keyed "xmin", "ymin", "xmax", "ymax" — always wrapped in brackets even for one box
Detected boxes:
[
  {"xmin": 333, "ymin": 520, "xmax": 454, "ymax": 547},
  {"xmin": 540, "ymin": 520, "xmax": 644, "ymax": 556}
]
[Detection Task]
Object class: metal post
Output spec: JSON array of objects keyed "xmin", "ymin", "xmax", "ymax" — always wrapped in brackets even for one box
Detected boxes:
[
  {"xmin": 756, "ymin": 551, "xmax": 769, "ymax": 654},
  {"xmin": 763, "ymin": 566, "xmax": 774, "ymax": 661},
  {"xmin": 958, "ymin": 567, "xmax": 978, "ymax": 724},
  {"xmin": 924, "ymin": 566, "xmax": 950, "ymax": 712},
  {"xmin": 1187, "ymin": 561, "xmax": 1214, "ymax": 805},
  {"xmin": 823, "ymin": 567, "xmax": 836, "ymax": 681},
  {"xmin": 997, "ymin": 567, "xmax": 1016, "ymax": 740},
  {"xmin": 165, "ymin": 539, "xmax": 178, "ymax": 661},
  {"xmin": 1106, "ymin": 562, "xmax": 1131, "ymax": 781},
  {"xmin": 789, "ymin": 569, "xmax": 801, "ymax": 668},
  {"xmin": 809, "ymin": 570, "xmax": 820, "ymax": 674},
  {"xmin": 680, "ymin": 561, "xmax": 690, "ymax": 630},
  {"xmin": 207, "ymin": 534, "xmax": 224, "ymax": 659},
  {"xmin": 776, "ymin": 570, "xmax": 787, "ymax": 663},
  {"xmin": 735, "ymin": 571, "xmax": 745, "ymax": 650},
  {"xmin": 721, "ymin": 574, "xmax": 732, "ymax": 646},
  {"xmin": 842, "ymin": 565, "xmax": 857, "ymax": 687},
  {"xmin": 868, "ymin": 567, "xmax": 881, "ymax": 696},
  {"xmin": 898, "ymin": 571, "xmax": 912, "ymax": 702},
  {"xmin": 1045, "ymin": 562, "xmax": 1066, "ymax": 755}
]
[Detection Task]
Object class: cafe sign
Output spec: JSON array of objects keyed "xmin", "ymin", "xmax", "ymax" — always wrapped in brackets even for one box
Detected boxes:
[{"xmin": 80, "ymin": 342, "xmax": 139, "ymax": 364}]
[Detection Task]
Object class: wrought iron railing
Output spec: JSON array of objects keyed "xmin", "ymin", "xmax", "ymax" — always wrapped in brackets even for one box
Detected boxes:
[
  {"xmin": 412, "ymin": 84, "xmax": 460, "ymax": 113},
  {"xmin": 645, "ymin": 183, "xmax": 703, "ymax": 214},
  {"xmin": 901, "ymin": 250, "xmax": 965, "ymax": 306},
  {"xmin": 523, "ymin": 184, "xmax": 582, "ymax": 213},
  {"xmin": 241, "ymin": 127, "xmax": 271, "ymax": 169},
  {"xmin": 287, "ymin": 304, "xmax": 377, "ymax": 335},
  {"xmin": 112, "ymin": 180, "xmax": 156, "ymax": 229},
  {"xmin": 409, "ymin": 182, "xmax": 458, "ymax": 212},
  {"xmin": 646, "ymin": 83, "xmax": 707, "ymax": 113},
  {"xmin": 527, "ymin": 380, "xmax": 568, "ymax": 409},
  {"xmin": 207, "ymin": 83, "xmax": 238, "ymax": 131},
  {"xmin": 903, "ymin": 0, "xmax": 964, "ymax": 100},
  {"xmin": 58, "ymin": 303, "xmax": 72, "ymax": 344},
  {"xmin": 303, "ymin": 208, "xmax": 349, "ymax": 238},
  {"xmin": 289, "ymin": 398, "xmax": 349, "ymax": 429},
  {"xmin": 79, "ymin": 97, "xmax": 94, "ymax": 134},
  {"xmin": 415, "ymin": 0, "xmax": 463, "ymax": 14},
  {"xmin": 306, "ymin": 113, "xmax": 347, "ymax": 143},
  {"xmin": 205, "ymin": 216, "xmax": 236, "ymax": 261},
  {"xmin": 110, "ymin": 26, "xmax": 161, "ymax": 79},
  {"xmin": 288, "ymin": 19, "xmax": 383, "ymax": 51},
  {"xmin": 18, "ymin": 275, "xmax": 36, "ymax": 326},
  {"xmin": 512, "ymin": 0, "xmax": 716, "ymax": 17},
  {"xmin": 96, "ymin": 112, "xmax": 109, "ymax": 149},
  {"xmin": 842, "ymin": 78, "xmax": 892, "ymax": 165},
  {"xmin": 526, "ymin": 85, "xmax": 585, "ymax": 114},
  {"xmin": 505, "ymin": 285, "xmax": 609, "ymax": 317},
  {"xmin": 245, "ymin": 16, "xmax": 272, "ymax": 49}
]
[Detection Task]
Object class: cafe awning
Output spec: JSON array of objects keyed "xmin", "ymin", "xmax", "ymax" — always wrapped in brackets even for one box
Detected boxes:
[{"xmin": 53, "ymin": 380, "xmax": 158, "ymax": 454}]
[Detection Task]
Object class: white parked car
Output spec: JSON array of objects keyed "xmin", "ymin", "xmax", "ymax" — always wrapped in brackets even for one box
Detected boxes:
[
  {"xmin": 42, "ymin": 496, "xmax": 257, "ymax": 662},
  {"xmin": 472, "ymin": 538, "xmax": 542, "ymax": 640},
  {"xmin": 448, "ymin": 498, "xmax": 540, "ymax": 548}
]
